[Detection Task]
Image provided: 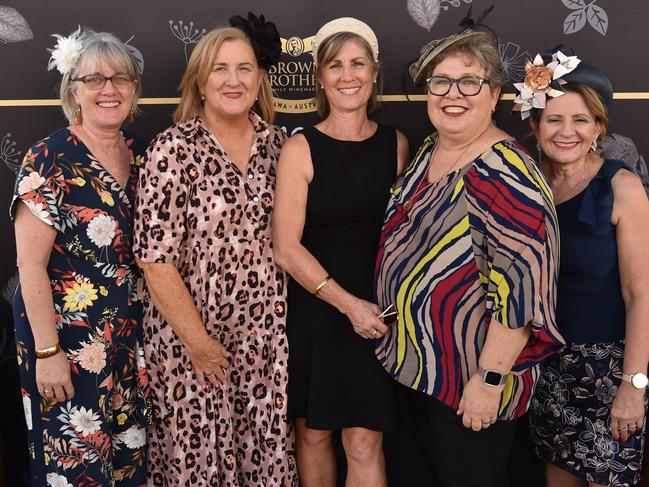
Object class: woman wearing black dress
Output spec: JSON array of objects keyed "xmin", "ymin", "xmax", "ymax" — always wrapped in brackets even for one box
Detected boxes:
[{"xmin": 272, "ymin": 17, "xmax": 408, "ymax": 487}]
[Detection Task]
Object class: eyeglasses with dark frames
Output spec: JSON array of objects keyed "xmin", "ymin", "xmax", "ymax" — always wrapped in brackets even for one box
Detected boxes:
[
  {"xmin": 71, "ymin": 74, "xmax": 136, "ymax": 90},
  {"xmin": 426, "ymin": 76, "xmax": 490, "ymax": 96}
]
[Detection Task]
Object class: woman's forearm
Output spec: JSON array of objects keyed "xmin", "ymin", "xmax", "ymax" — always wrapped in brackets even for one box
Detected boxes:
[
  {"xmin": 138, "ymin": 261, "xmax": 209, "ymax": 349},
  {"xmin": 478, "ymin": 320, "xmax": 532, "ymax": 373},
  {"xmin": 275, "ymin": 242, "xmax": 357, "ymax": 314},
  {"xmin": 18, "ymin": 263, "xmax": 59, "ymax": 349},
  {"xmin": 621, "ymin": 299, "xmax": 649, "ymax": 374}
]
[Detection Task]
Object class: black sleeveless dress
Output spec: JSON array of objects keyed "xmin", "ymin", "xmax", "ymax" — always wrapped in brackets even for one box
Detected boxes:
[
  {"xmin": 287, "ymin": 124, "xmax": 399, "ymax": 431},
  {"xmin": 529, "ymin": 160, "xmax": 647, "ymax": 486}
]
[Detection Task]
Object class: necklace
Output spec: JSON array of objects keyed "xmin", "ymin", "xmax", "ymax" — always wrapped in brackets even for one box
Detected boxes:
[{"xmin": 402, "ymin": 125, "xmax": 492, "ymax": 212}]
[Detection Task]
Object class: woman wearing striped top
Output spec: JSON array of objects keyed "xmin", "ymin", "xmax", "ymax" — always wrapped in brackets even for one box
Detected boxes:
[{"xmin": 374, "ymin": 30, "xmax": 564, "ymax": 486}]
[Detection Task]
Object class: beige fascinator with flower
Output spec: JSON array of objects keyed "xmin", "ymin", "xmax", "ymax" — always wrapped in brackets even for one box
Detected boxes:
[{"xmin": 512, "ymin": 51, "xmax": 581, "ymax": 119}]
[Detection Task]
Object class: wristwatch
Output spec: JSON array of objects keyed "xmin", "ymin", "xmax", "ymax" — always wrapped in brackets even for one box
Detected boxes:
[
  {"xmin": 622, "ymin": 372, "xmax": 649, "ymax": 389},
  {"xmin": 477, "ymin": 366, "xmax": 507, "ymax": 387}
]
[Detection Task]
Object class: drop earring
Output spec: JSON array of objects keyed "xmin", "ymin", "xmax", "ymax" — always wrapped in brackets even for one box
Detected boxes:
[
  {"xmin": 591, "ymin": 139, "xmax": 598, "ymax": 152},
  {"xmin": 74, "ymin": 105, "xmax": 82, "ymax": 125},
  {"xmin": 127, "ymin": 105, "xmax": 135, "ymax": 124},
  {"xmin": 536, "ymin": 141, "xmax": 543, "ymax": 162}
]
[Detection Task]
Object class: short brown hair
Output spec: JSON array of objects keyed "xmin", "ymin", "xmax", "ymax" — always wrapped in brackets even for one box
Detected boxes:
[
  {"xmin": 314, "ymin": 32, "xmax": 381, "ymax": 118},
  {"xmin": 423, "ymin": 32, "xmax": 506, "ymax": 92},
  {"xmin": 174, "ymin": 27, "xmax": 275, "ymax": 124}
]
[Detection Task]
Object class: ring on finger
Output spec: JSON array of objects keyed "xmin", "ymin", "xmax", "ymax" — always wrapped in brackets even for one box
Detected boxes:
[{"xmin": 371, "ymin": 330, "xmax": 378, "ymax": 337}]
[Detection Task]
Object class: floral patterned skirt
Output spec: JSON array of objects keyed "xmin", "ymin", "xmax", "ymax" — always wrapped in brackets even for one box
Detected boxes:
[{"xmin": 529, "ymin": 341, "xmax": 647, "ymax": 487}]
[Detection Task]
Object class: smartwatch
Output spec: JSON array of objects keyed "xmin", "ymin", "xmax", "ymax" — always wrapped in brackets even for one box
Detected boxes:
[
  {"xmin": 477, "ymin": 366, "xmax": 507, "ymax": 387},
  {"xmin": 622, "ymin": 372, "xmax": 649, "ymax": 390}
]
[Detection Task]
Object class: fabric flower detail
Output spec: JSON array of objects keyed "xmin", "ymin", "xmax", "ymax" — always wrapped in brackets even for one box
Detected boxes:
[
  {"xmin": 87, "ymin": 214, "xmax": 117, "ymax": 247},
  {"xmin": 47, "ymin": 473, "xmax": 73, "ymax": 487},
  {"xmin": 24, "ymin": 200, "xmax": 51, "ymax": 224},
  {"xmin": 77, "ymin": 340, "xmax": 107, "ymax": 374},
  {"xmin": 552, "ymin": 51, "xmax": 581, "ymax": 80},
  {"xmin": 63, "ymin": 282, "xmax": 98, "ymax": 312},
  {"xmin": 513, "ymin": 51, "xmax": 580, "ymax": 119},
  {"xmin": 68, "ymin": 406, "xmax": 102, "ymax": 436},
  {"xmin": 47, "ymin": 26, "xmax": 83, "ymax": 76},
  {"xmin": 119, "ymin": 425, "xmax": 146, "ymax": 449},
  {"xmin": 18, "ymin": 172, "xmax": 46, "ymax": 195},
  {"xmin": 229, "ymin": 12, "xmax": 282, "ymax": 70}
]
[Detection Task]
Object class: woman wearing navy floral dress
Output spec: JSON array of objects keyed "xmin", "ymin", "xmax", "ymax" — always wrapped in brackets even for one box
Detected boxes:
[
  {"xmin": 513, "ymin": 50, "xmax": 649, "ymax": 486},
  {"xmin": 11, "ymin": 28, "xmax": 150, "ymax": 486}
]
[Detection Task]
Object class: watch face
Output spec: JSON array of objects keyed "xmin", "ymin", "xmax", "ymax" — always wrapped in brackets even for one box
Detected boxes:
[
  {"xmin": 632, "ymin": 373, "xmax": 648, "ymax": 389},
  {"xmin": 484, "ymin": 370, "xmax": 503, "ymax": 386}
]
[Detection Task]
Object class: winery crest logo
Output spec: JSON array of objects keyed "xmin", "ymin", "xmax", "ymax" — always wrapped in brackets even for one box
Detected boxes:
[{"xmin": 270, "ymin": 35, "xmax": 316, "ymax": 113}]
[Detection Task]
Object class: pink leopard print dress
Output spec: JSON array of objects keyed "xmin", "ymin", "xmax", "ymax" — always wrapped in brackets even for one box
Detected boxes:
[{"xmin": 133, "ymin": 113, "xmax": 298, "ymax": 486}]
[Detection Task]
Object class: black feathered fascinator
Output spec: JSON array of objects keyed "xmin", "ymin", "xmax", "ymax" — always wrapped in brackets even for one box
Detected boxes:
[{"xmin": 229, "ymin": 12, "xmax": 282, "ymax": 71}]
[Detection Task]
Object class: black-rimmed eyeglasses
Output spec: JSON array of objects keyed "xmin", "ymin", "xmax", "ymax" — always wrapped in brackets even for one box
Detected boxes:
[
  {"xmin": 71, "ymin": 74, "xmax": 136, "ymax": 90},
  {"xmin": 426, "ymin": 76, "xmax": 490, "ymax": 96}
]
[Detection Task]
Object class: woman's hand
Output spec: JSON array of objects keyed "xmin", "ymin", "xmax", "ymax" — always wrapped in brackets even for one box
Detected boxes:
[
  {"xmin": 36, "ymin": 351, "xmax": 74, "ymax": 403},
  {"xmin": 610, "ymin": 382, "xmax": 646, "ymax": 442},
  {"xmin": 457, "ymin": 373, "xmax": 502, "ymax": 431},
  {"xmin": 344, "ymin": 298, "xmax": 389, "ymax": 339},
  {"xmin": 187, "ymin": 337, "xmax": 230, "ymax": 387}
]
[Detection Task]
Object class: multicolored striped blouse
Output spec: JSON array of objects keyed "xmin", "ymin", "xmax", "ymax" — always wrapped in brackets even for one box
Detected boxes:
[{"xmin": 374, "ymin": 136, "xmax": 564, "ymax": 420}]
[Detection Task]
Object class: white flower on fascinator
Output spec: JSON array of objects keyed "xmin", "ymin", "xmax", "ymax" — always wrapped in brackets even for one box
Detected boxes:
[
  {"xmin": 47, "ymin": 26, "xmax": 83, "ymax": 75},
  {"xmin": 550, "ymin": 50, "xmax": 581, "ymax": 81}
]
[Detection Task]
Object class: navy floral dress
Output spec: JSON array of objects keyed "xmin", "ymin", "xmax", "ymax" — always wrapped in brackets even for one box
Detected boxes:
[
  {"xmin": 529, "ymin": 160, "xmax": 647, "ymax": 487},
  {"xmin": 10, "ymin": 128, "xmax": 151, "ymax": 487}
]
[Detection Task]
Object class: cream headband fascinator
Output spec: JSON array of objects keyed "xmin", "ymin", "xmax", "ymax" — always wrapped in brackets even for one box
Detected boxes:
[{"xmin": 312, "ymin": 17, "xmax": 379, "ymax": 67}]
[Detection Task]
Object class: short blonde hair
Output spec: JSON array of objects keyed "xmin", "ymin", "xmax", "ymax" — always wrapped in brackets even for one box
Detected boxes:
[
  {"xmin": 60, "ymin": 29, "xmax": 141, "ymax": 124},
  {"xmin": 174, "ymin": 27, "xmax": 275, "ymax": 124},
  {"xmin": 314, "ymin": 32, "xmax": 381, "ymax": 118}
]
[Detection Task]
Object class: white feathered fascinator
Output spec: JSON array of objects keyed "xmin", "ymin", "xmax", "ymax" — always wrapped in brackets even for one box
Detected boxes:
[{"xmin": 47, "ymin": 26, "xmax": 83, "ymax": 75}]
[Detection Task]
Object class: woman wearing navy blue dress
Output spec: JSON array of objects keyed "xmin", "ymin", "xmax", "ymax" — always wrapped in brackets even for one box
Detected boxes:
[
  {"xmin": 11, "ymin": 28, "xmax": 150, "ymax": 486},
  {"xmin": 513, "ymin": 50, "xmax": 649, "ymax": 486}
]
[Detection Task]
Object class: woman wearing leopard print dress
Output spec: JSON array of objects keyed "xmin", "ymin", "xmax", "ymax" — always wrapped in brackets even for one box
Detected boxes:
[{"xmin": 133, "ymin": 14, "xmax": 298, "ymax": 487}]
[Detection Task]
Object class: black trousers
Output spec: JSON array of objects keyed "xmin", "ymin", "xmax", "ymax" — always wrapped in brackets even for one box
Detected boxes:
[{"xmin": 408, "ymin": 386, "xmax": 518, "ymax": 487}]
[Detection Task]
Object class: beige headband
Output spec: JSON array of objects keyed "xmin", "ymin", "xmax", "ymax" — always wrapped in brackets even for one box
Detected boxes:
[{"xmin": 312, "ymin": 17, "xmax": 379, "ymax": 67}]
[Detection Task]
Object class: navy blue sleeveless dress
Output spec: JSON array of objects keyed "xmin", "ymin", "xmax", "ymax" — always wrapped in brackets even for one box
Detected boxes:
[
  {"xmin": 529, "ymin": 160, "xmax": 646, "ymax": 486},
  {"xmin": 286, "ymin": 124, "xmax": 399, "ymax": 431}
]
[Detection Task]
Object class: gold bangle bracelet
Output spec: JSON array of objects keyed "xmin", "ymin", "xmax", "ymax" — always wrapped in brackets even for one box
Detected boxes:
[
  {"xmin": 313, "ymin": 275, "xmax": 331, "ymax": 296},
  {"xmin": 35, "ymin": 343, "xmax": 61, "ymax": 359}
]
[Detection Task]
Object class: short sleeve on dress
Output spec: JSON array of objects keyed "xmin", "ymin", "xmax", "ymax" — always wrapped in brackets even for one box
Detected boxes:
[
  {"xmin": 132, "ymin": 132, "xmax": 190, "ymax": 264},
  {"xmin": 10, "ymin": 140, "xmax": 66, "ymax": 231}
]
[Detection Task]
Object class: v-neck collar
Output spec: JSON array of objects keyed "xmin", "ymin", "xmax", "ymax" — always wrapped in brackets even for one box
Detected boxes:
[
  {"xmin": 180, "ymin": 112, "xmax": 270, "ymax": 177},
  {"xmin": 66, "ymin": 128, "xmax": 137, "ymax": 206}
]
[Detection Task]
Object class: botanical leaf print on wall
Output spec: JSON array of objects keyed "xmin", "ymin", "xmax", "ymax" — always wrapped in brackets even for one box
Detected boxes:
[
  {"xmin": 169, "ymin": 19, "xmax": 206, "ymax": 63},
  {"xmin": 0, "ymin": 6, "xmax": 33, "ymax": 43},
  {"xmin": 562, "ymin": 0, "xmax": 609, "ymax": 35},
  {"xmin": 406, "ymin": 0, "xmax": 472, "ymax": 31}
]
